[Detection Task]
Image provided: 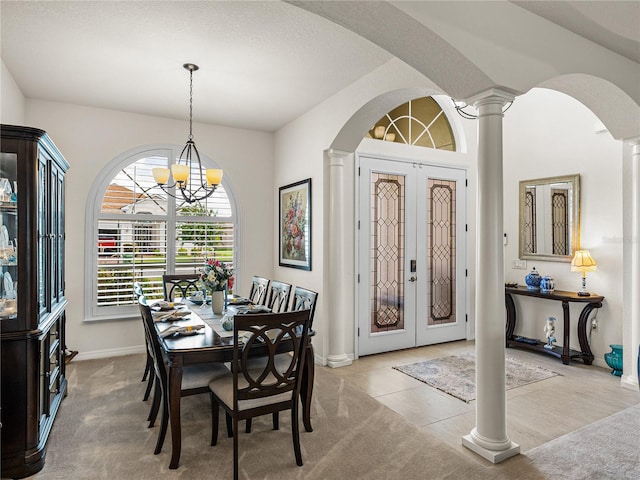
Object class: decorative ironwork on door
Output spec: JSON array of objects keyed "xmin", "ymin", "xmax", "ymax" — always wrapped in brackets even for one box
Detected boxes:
[
  {"xmin": 428, "ymin": 179, "xmax": 456, "ymax": 326},
  {"xmin": 370, "ymin": 173, "xmax": 405, "ymax": 332}
]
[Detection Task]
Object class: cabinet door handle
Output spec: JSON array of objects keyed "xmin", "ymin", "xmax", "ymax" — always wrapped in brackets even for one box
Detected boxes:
[{"xmin": 409, "ymin": 276, "xmax": 417, "ymax": 282}]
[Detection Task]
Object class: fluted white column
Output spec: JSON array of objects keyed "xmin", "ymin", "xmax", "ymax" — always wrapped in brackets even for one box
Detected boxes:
[
  {"xmin": 327, "ymin": 149, "xmax": 352, "ymax": 368},
  {"xmin": 623, "ymin": 140, "xmax": 640, "ymax": 389},
  {"xmin": 462, "ymin": 88, "xmax": 520, "ymax": 463}
]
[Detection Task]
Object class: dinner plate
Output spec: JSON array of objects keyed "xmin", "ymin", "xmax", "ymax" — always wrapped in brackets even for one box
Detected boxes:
[{"xmin": 188, "ymin": 297, "xmax": 211, "ymax": 305}]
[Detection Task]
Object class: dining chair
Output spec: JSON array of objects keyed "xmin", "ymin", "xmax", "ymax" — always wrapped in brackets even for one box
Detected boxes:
[
  {"xmin": 138, "ymin": 296, "xmax": 231, "ymax": 455},
  {"xmin": 291, "ymin": 286, "xmax": 318, "ymax": 329},
  {"xmin": 134, "ymin": 282, "xmax": 155, "ymax": 404},
  {"xmin": 290, "ymin": 286, "xmax": 318, "ymax": 433},
  {"xmin": 162, "ymin": 273, "xmax": 202, "ymax": 301},
  {"xmin": 247, "ymin": 276, "xmax": 270, "ymax": 305},
  {"xmin": 245, "ymin": 285, "xmax": 319, "ymax": 434},
  {"xmin": 265, "ymin": 280, "xmax": 292, "ymax": 313},
  {"xmin": 208, "ymin": 309, "xmax": 312, "ymax": 480}
]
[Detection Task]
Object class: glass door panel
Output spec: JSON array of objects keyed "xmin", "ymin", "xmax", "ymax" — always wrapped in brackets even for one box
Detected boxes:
[{"xmin": 0, "ymin": 152, "xmax": 18, "ymax": 321}]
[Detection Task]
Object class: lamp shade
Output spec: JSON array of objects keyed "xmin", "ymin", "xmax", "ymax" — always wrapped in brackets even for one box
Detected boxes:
[
  {"xmin": 171, "ymin": 164, "xmax": 190, "ymax": 183},
  {"xmin": 205, "ymin": 168, "xmax": 223, "ymax": 186},
  {"xmin": 152, "ymin": 167, "xmax": 170, "ymax": 185},
  {"xmin": 571, "ymin": 250, "xmax": 597, "ymax": 273}
]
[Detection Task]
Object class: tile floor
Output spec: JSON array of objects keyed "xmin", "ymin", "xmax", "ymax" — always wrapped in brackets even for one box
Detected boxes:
[{"xmin": 322, "ymin": 340, "xmax": 640, "ymax": 458}]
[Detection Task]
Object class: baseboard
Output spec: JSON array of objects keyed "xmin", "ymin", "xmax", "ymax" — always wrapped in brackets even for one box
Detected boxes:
[{"xmin": 73, "ymin": 345, "xmax": 146, "ymax": 361}]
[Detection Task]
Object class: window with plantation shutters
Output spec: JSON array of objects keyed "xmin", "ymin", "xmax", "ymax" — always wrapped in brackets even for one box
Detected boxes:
[{"xmin": 87, "ymin": 146, "xmax": 235, "ymax": 320}]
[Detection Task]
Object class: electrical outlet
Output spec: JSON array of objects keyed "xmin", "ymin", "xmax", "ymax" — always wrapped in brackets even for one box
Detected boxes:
[
  {"xmin": 591, "ymin": 318, "xmax": 598, "ymax": 331},
  {"xmin": 512, "ymin": 259, "xmax": 527, "ymax": 270}
]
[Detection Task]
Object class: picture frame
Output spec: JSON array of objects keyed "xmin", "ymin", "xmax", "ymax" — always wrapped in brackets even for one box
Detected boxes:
[{"xmin": 279, "ymin": 178, "xmax": 311, "ymax": 270}]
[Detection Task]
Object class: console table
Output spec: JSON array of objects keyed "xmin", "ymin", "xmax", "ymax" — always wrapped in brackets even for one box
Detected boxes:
[{"xmin": 505, "ymin": 286, "xmax": 604, "ymax": 365}]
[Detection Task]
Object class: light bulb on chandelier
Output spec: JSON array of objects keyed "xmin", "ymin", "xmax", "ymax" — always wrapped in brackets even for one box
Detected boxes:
[{"xmin": 152, "ymin": 63, "xmax": 223, "ymax": 204}]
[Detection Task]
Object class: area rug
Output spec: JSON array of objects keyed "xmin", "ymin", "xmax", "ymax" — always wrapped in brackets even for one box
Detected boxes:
[
  {"xmin": 393, "ymin": 353, "xmax": 560, "ymax": 403},
  {"xmin": 526, "ymin": 404, "xmax": 640, "ymax": 479}
]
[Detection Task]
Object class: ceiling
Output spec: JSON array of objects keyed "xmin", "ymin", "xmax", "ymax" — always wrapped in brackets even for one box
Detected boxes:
[{"xmin": 1, "ymin": 1, "xmax": 638, "ymax": 133}]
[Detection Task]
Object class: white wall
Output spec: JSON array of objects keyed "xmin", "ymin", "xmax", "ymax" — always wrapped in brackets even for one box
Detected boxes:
[
  {"xmin": 0, "ymin": 58, "xmax": 25, "ymax": 125},
  {"xmin": 26, "ymin": 99, "xmax": 274, "ymax": 358},
  {"xmin": 504, "ymin": 88, "xmax": 623, "ymax": 367}
]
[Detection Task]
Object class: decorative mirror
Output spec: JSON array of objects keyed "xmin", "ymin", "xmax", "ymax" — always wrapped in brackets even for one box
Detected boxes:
[{"xmin": 519, "ymin": 174, "xmax": 580, "ymax": 262}]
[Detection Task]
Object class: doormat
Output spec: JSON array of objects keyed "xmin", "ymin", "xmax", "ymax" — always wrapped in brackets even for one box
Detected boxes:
[{"xmin": 393, "ymin": 353, "xmax": 560, "ymax": 403}]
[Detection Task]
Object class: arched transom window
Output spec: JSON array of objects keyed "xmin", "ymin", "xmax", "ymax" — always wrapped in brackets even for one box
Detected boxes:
[
  {"xmin": 366, "ymin": 97, "xmax": 456, "ymax": 151},
  {"xmin": 86, "ymin": 146, "xmax": 236, "ymax": 321}
]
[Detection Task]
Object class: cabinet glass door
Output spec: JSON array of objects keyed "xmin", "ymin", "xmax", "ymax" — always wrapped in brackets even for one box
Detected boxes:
[
  {"xmin": 0, "ymin": 152, "xmax": 18, "ymax": 321},
  {"xmin": 38, "ymin": 155, "xmax": 47, "ymax": 314}
]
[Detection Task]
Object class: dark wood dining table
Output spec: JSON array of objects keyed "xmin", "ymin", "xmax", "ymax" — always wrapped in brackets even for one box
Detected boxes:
[{"xmin": 154, "ymin": 303, "xmax": 315, "ymax": 470}]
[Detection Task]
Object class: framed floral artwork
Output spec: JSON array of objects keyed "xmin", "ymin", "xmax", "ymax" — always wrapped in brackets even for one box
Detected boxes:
[{"xmin": 279, "ymin": 178, "xmax": 311, "ymax": 270}]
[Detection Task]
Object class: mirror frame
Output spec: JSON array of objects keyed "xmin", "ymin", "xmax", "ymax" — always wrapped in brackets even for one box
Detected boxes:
[{"xmin": 518, "ymin": 174, "xmax": 580, "ymax": 263}]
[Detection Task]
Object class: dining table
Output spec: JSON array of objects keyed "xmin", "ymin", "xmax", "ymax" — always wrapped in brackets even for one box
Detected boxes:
[{"xmin": 153, "ymin": 299, "xmax": 315, "ymax": 470}]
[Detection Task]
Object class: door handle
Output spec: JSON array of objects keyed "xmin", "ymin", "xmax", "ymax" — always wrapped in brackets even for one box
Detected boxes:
[{"xmin": 409, "ymin": 276, "xmax": 417, "ymax": 282}]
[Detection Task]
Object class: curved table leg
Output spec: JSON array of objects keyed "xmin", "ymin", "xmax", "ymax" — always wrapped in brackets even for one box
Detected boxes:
[
  {"xmin": 561, "ymin": 301, "xmax": 571, "ymax": 365},
  {"xmin": 300, "ymin": 344, "xmax": 315, "ymax": 433},
  {"xmin": 168, "ymin": 364, "xmax": 183, "ymax": 469},
  {"xmin": 505, "ymin": 293, "xmax": 516, "ymax": 346},
  {"xmin": 577, "ymin": 302, "xmax": 602, "ymax": 365}
]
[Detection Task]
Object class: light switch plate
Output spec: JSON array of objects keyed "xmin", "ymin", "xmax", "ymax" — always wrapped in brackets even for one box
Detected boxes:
[{"xmin": 512, "ymin": 259, "xmax": 527, "ymax": 270}]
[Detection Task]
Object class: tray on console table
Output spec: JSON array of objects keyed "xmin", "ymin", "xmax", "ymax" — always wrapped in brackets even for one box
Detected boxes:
[{"xmin": 505, "ymin": 286, "xmax": 604, "ymax": 365}]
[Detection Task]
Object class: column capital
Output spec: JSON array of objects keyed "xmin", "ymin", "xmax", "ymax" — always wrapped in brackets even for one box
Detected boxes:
[
  {"xmin": 326, "ymin": 148, "xmax": 351, "ymax": 160},
  {"xmin": 466, "ymin": 86, "xmax": 520, "ymax": 109}
]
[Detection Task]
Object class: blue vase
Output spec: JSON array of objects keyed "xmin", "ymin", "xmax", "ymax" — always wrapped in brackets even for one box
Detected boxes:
[
  {"xmin": 525, "ymin": 267, "xmax": 542, "ymax": 291},
  {"xmin": 540, "ymin": 276, "xmax": 555, "ymax": 293},
  {"xmin": 604, "ymin": 344, "xmax": 623, "ymax": 377}
]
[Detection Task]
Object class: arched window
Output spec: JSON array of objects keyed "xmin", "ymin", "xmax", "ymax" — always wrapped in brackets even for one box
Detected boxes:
[
  {"xmin": 85, "ymin": 145, "xmax": 236, "ymax": 321},
  {"xmin": 366, "ymin": 97, "xmax": 456, "ymax": 151}
]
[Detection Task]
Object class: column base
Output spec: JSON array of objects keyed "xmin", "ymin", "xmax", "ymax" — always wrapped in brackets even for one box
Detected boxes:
[
  {"xmin": 462, "ymin": 433, "xmax": 520, "ymax": 464},
  {"xmin": 327, "ymin": 354, "xmax": 352, "ymax": 368}
]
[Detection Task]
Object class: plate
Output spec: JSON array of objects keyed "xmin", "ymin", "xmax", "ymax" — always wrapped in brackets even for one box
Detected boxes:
[{"xmin": 188, "ymin": 296, "xmax": 211, "ymax": 305}]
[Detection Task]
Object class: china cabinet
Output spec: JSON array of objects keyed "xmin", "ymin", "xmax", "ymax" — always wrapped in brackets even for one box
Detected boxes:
[{"xmin": 0, "ymin": 125, "xmax": 69, "ymax": 479}]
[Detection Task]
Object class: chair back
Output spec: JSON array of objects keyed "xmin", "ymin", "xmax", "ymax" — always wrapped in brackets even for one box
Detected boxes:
[
  {"xmin": 292, "ymin": 287, "xmax": 318, "ymax": 330},
  {"xmin": 163, "ymin": 274, "xmax": 201, "ymax": 301},
  {"xmin": 248, "ymin": 276, "xmax": 270, "ymax": 305},
  {"xmin": 138, "ymin": 296, "xmax": 168, "ymax": 386},
  {"xmin": 232, "ymin": 310, "xmax": 311, "ymax": 405},
  {"xmin": 265, "ymin": 280, "xmax": 292, "ymax": 313}
]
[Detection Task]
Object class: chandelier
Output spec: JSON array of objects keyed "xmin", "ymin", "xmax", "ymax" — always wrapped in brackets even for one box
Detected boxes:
[{"xmin": 152, "ymin": 63, "xmax": 223, "ymax": 204}]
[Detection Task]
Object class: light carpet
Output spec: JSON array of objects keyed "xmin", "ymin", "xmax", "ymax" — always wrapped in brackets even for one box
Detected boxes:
[
  {"xmin": 28, "ymin": 353, "xmax": 551, "ymax": 480},
  {"xmin": 393, "ymin": 353, "xmax": 561, "ymax": 403},
  {"xmin": 526, "ymin": 404, "xmax": 640, "ymax": 479}
]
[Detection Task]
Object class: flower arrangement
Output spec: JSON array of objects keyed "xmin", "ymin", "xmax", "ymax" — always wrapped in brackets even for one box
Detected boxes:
[
  {"xmin": 199, "ymin": 258, "xmax": 234, "ymax": 292},
  {"xmin": 282, "ymin": 190, "xmax": 307, "ymax": 261}
]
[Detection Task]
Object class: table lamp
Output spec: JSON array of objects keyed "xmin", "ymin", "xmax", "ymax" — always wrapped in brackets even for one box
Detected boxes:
[{"xmin": 571, "ymin": 250, "xmax": 597, "ymax": 296}]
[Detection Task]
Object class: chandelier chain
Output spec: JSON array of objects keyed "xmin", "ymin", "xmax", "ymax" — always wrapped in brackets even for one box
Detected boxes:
[{"xmin": 188, "ymin": 68, "xmax": 194, "ymax": 140}]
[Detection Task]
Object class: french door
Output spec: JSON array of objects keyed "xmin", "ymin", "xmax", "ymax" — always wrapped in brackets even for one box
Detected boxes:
[{"xmin": 357, "ymin": 156, "xmax": 467, "ymax": 356}]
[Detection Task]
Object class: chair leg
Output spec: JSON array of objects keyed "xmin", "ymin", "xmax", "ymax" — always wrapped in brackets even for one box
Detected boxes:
[
  {"xmin": 291, "ymin": 405, "xmax": 303, "ymax": 467},
  {"xmin": 272, "ymin": 412, "xmax": 279, "ymax": 430},
  {"xmin": 143, "ymin": 366, "xmax": 154, "ymax": 402},
  {"xmin": 148, "ymin": 380, "xmax": 161, "ymax": 427},
  {"xmin": 245, "ymin": 418, "xmax": 252, "ymax": 433},
  {"xmin": 154, "ymin": 387, "xmax": 169, "ymax": 454},
  {"xmin": 210, "ymin": 392, "xmax": 219, "ymax": 446},
  {"xmin": 233, "ymin": 417, "xmax": 239, "ymax": 480},
  {"xmin": 226, "ymin": 412, "xmax": 233, "ymax": 438}
]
